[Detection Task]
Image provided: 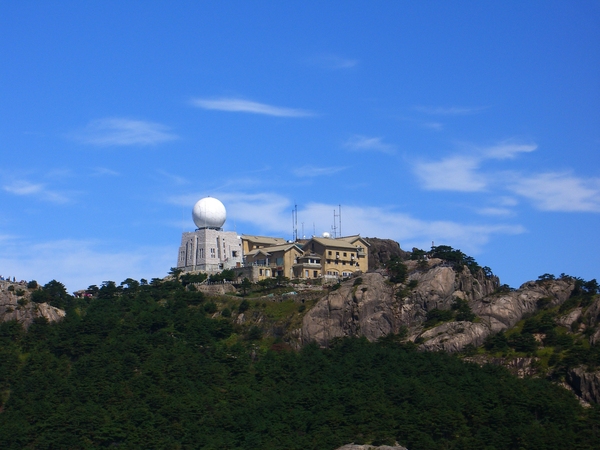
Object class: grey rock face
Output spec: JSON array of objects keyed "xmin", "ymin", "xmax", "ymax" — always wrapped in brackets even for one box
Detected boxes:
[
  {"xmin": 566, "ymin": 368, "xmax": 600, "ymax": 404},
  {"xmin": 301, "ymin": 272, "xmax": 397, "ymax": 345},
  {"xmin": 0, "ymin": 281, "xmax": 66, "ymax": 328},
  {"xmin": 556, "ymin": 308, "xmax": 582, "ymax": 329},
  {"xmin": 418, "ymin": 321, "xmax": 489, "ymax": 352},
  {"xmin": 471, "ymin": 279, "xmax": 574, "ymax": 333},
  {"xmin": 364, "ymin": 237, "xmax": 408, "ymax": 271},
  {"xmin": 301, "ymin": 263, "xmax": 575, "ymax": 353}
]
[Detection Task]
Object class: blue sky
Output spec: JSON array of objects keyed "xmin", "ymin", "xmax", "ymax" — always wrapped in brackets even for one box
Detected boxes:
[{"xmin": 1, "ymin": 1, "xmax": 599, "ymax": 292}]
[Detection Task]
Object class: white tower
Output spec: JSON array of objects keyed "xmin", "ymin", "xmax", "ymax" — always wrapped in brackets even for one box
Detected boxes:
[{"xmin": 177, "ymin": 197, "xmax": 243, "ymax": 273}]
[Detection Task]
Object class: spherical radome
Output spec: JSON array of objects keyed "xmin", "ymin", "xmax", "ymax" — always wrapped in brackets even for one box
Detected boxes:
[{"xmin": 192, "ymin": 197, "xmax": 226, "ymax": 229}]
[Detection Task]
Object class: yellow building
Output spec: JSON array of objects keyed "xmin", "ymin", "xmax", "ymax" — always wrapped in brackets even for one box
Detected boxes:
[
  {"xmin": 243, "ymin": 242, "xmax": 303, "ymax": 281},
  {"xmin": 241, "ymin": 235, "xmax": 288, "ymax": 254},
  {"xmin": 301, "ymin": 235, "xmax": 369, "ymax": 280},
  {"xmin": 239, "ymin": 234, "xmax": 369, "ymax": 282}
]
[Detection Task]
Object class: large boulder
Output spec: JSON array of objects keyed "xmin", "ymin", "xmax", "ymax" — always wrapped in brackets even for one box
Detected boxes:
[
  {"xmin": 566, "ymin": 368, "xmax": 600, "ymax": 404},
  {"xmin": 301, "ymin": 262, "xmax": 575, "ymax": 353},
  {"xmin": 471, "ymin": 279, "xmax": 574, "ymax": 333},
  {"xmin": 0, "ymin": 281, "xmax": 66, "ymax": 328}
]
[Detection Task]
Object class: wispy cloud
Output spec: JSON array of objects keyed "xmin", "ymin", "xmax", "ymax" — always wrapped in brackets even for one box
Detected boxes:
[
  {"xmin": 3, "ymin": 179, "xmax": 70, "ymax": 203},
  {"xmin": 477, "ymin": 207, "xmax": 515, "ymax": 217},
  {"xmin": 168, "ymin": 191, "xmax": 524, "ymax": 254},
  {"xmin": 413, "ymin": 141, "xmax": 538, "ymax": 193},
  {"xmin": 0, "ymin": 237, "xmax": 174, "ymax": 292},
  {"xmin": 414, "ymin": 156, "xmax": 486, "ymax": 192},
  {"xmin": 73, "ymin": 118, "xmax": 178, "ymax": 146},
  {"xmin": 155, "ymin": 170, "xmax": 189, "ymax": 186},
  {"xmin": 414, "ymin": 106, "xmax": 488, "ymax": 115},
  {"xmin": 343, "ymin": 135, "xmax": 395, "ymax": 154},
  {"xmin": 292, "ymin": 165, "xmax": 348, "ymax": 178},
  {"xmin": 509, "ymin": 172, "xmax": 600, "ymax": 212},
  {"xmin": 307, "ymin": 54, "xmax": 359, "ymax": 70},
  {"xmin": 92, "ymin": 167, "xmax": 120, "ymax": 177},
  {"xmin": 484, "ymin": 143, "xmax": 537, "ymax": 159},
  {"xmin": 192, "ymin": 98, "xmax": 314, "ymax": 117}
]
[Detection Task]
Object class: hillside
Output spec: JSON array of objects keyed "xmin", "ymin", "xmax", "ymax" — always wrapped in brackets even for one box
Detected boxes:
[{"xmin": 1, "ymin": 244, "xmax": 600, "ymax": 448}]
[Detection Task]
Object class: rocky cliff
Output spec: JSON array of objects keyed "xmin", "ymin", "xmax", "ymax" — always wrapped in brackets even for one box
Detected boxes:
[
  {"xmin": 0, "ymin": 281, "xmax": 66, "ymax": 328},
  {"xmin": 301, "ymin": 259, "xmax": 575, "ymax": 353},
  {"xmin": 364, "ymin": 237, "xmax": 408, "ymax": 271}
]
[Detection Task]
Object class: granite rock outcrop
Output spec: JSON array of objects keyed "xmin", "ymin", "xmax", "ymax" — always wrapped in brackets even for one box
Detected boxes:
[{"xmin": 0, "ymin": 281, "xmax": 66, "ymax": 328}]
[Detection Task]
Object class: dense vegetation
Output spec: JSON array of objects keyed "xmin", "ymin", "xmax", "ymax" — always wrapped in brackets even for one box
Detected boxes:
[
  {"xmin": 1, "ymin": 277, "xmax": 599, "ymax": 449},
  {"xmin": 483, "ymin": 275, "xmax": 600, "ymax": 375}
]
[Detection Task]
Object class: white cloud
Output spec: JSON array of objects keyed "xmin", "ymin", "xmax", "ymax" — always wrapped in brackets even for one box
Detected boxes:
[
  {"xmin": 414, "ymin": 156, "xmax": 486, "ymax": 192},
  {"xmin": 156, "ymin": 170, "xmax": 189, "ymax": 186},
  {"xmin": 292, "ymin": 165, "xmax": 348, "ymax": 177},
  {"xmin": 92, "ymin": 167, "xmax": 120, "ymax": 177},
  {"xmin": 414, "ymin": 106, "xmax": 487, "ymax": 115},
  {"xmin": 343, "ymin": 135, "xmax": 395, "ymax": 154},
  {"xmin": 0, "ymin": 237, "xmax": 175, "ymax": 292},
  {"xmin": 297, "ymin": 202, "xmax": 524, "ymax": 254},
  {"xmin": 3, "ymin": 179, "xmax": 70, "ymax": 203},
  {"xmin": 484, "ymin": 143, "xmax": 537, "ymax": 159},
  {"xmin": 477, "ymin": 207, "xmax": 514, "ymax": 217},
  {"xmin": 509, "ymin": 172, "xmax": 600, "ymax": 212},
  {"xmin": 73, "ymin": 118, "xmax": 178, "ymax": 146},
  {"xmin": 192, "ymin": 98, "xmax": 314, "ymax": 117},
  {"xmin": 307, "ymin": 54, "xmax": 359, "ymax": 69},
  {"xmin": 168, "ymin": 191, "xmax": 524, "ymax": 254},
  {"xmin": 167, "ymin": 192, "xmax": 293, "ymax": 235}
]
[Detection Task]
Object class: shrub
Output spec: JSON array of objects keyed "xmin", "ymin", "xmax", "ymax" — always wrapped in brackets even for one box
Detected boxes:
[
  {"xmin": 204, "ymin": 302, "xmax": 217, "ymax": 314},
  {"xmin": 484, "ymin": 331, "xmax": 509, "ymax": 352},
  {"xmin": 386, "ymin": 257, "xmax": 407, "ymax": 283},
  {"xmin": 238, "ymin": 299, "xmax": 250, "ymax": 313},
  {"xmin": 247, "ymin": 326, "xmax": 263, "ymax": 341},
  {"xmin": 424, "ymin": 309, "xmax": 454, "ymax": 328},
  {"xmin": 451, "ymin": 298, "xmax": 475, "ymax": 322},
  {"xmin": 27, "ymin": 280, "xmax": 38, "ymax": 289},
  {"xmin": 508, "ymin": 333, "xmax": 538, "ymax": 353},
  {"xmin": 221, "ymin": 308, "xmax": 231, "ymax": 318}
]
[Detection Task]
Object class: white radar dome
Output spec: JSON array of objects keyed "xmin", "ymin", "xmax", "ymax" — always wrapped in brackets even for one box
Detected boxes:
[
  {"xmin": 322, "ymin": 232, "xmax": 331, "ymax": 238},
  {"xmin": 192, "ymin": 197, "xmax": 226, "ymax": 230}
]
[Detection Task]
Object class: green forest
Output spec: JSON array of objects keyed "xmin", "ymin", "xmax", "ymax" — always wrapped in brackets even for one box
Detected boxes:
[{"xmin": 1, "ymin": 278, "xmax": 599, "ymax": 449}]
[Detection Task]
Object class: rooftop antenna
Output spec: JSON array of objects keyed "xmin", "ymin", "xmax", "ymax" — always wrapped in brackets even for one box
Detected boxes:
[
  {"xmin": 313, "ymin": 222, "xmax": 316, "ymax": 237},
  {"xmin": 332, "ymin": 208, "xmax": 338, "ymax": 239},
  {"xmin": 339, "ymin": 204, "xmax": 342, "ymax": 238},
  {"xmin": 301, "ymin": 222, "xmax": 305, "ymax": 239},
  {"xmin": 292, "ymin": 203, "xmax": 298, "ymax": 241}
]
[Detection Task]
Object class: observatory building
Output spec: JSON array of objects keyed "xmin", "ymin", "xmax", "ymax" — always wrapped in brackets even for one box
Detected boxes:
[{"xmin": 176, "ymin": 197, "xmax": 243, "ymax": 273}]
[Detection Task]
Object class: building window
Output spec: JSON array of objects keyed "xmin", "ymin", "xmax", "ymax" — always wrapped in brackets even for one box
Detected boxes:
[
  {"xmin": 328, "ymin": 251, "xmax": 332, "ymax": 256},
  {"xmin": 313, "ymin": 271, "xmax": 318, "ymax": 278},
  {"xmin": 343, "ymin": 252, "xmax": 347, "ymax": 257},
  {"xmin": 305, "ymin": 270, "xmax": 309, "ymax": 278},
  {"xmin": 232, "ymin": 251, "xmax": 238, "ymax": 257}
]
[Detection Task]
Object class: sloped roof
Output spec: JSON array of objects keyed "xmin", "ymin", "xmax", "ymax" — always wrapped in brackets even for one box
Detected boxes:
[
  {"xmin": 337, "ymin": 235, "xmax": 370, "ymax": 247},
  {"xmin": 303, "ymin": 237, "xmax": 360, "ymax": 251},
  {"xmin": 245, "ymin": 243, "xmax": 302, "ymax": 257},
  {"xmin": 241, "ymin": 235, "xmax": 287, "ymax": 246}
]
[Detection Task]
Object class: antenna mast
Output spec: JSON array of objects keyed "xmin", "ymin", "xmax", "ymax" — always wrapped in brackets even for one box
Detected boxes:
[
  {"xmin": 332, "ymin": 209, "xmax": 339, "ymax": 238},
  {"xmin": 339, "ymin": 204, "xmax": 342, "ymax": 238},
  {"xmin": 292, "ymin": 203, "xmax": 298, "ymax": 241}
]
